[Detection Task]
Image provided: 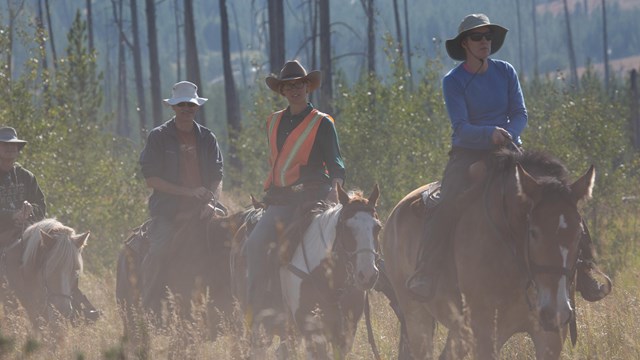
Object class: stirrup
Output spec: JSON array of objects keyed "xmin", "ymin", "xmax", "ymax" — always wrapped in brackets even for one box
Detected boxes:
[{"xmin": 576, "ymin": 261, "xmax": 612, "ymax": 302}]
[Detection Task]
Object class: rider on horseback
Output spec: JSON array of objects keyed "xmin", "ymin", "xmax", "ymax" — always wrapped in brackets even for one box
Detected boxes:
[
  {"xmin": 406, "ymin": 14, "xmax": 611, "ymax": 303},
  {"xmin": 0, "ymin": 126, "xmax": 101, "ymax": 322},
  {"xmin": 245, "ymin": 60, "xmax": 346, "ymax": 330},
  {"xmin": 139, "ymin": 81, "xmax": 225, "ymax": 315}
]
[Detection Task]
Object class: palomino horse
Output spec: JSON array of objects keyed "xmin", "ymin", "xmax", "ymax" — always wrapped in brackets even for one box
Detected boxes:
[
  {"xmin": 383, "ymin": 149, "xmax": 596, "ymax": 359},
  {"xmin": 115, "ymin": 207, "xmax": 255, "ymax": 340},
  {"xmin": 231, "ymin": 184, "xmax": 381, "ymax": 358},
  {"xmin": 0, "ymin": 218, "xmax": 89, "ymax": 326}
]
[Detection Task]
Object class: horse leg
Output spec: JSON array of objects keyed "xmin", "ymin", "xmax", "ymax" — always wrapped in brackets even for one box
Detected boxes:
[
  {"xmin": 530, "ymin": 328, "xmax": 566, "ymax": 360},
  {"xmin": 400, "ymin": 300, "xmax": 436, "ymax": 359}
]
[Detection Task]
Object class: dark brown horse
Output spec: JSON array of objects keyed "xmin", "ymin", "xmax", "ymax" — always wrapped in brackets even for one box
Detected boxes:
[
  {"xmin": 0, "ymin": 219, "xmax": 89, "ymax": 326},
  {"xmin": 231, "ymin": 184, "xmax": 381, "ymax": 359},
  {"xmin": 115, "ymin": 208, "xmax": 254, "ymax": 340},
  {"xmin": 383, "ymin": 149, "xmax": 596, "ymax": 359}
]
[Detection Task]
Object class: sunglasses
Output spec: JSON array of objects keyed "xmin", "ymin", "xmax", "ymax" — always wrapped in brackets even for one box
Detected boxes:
[
  {"xmin": 467, "ymin": 32, "xmax": 494, "ymax": 42},
  {"xmin": 176, "ymin": 102, "xmax": 198, "ymax": 108},
  {"xmin": 282, "ymin": 81, "xmax": 306, "ymax": 91}
]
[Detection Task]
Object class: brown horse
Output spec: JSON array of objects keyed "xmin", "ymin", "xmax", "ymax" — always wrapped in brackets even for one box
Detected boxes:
[
  {"xmin": 231, "ymin": 184, "xmax": 381, "ymax": 359},
  {"xmin": 0, "ymin": 218, "xmax": 89, "ymax": 326},
  {"xmin": 383, "ymin": 149, "xmax": 596, "ymax": 359},
  {"xmin": 115, "ymin": 208, "xmax": 254, "ymax": 340}
]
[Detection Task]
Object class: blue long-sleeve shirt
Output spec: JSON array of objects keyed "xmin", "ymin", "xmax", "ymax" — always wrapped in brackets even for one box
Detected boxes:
[{"xmin": 442, "ymin": 59, "xmax": 527, "ymax": 150}]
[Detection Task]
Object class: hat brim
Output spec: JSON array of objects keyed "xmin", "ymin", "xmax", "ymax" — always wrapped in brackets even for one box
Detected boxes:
[
  {"xmin": 265, "ymin": 70, "xmax": 322, "ymax": 94},
  {"xmin": 445, "ymin": 24, "xmax": 508, "ymax": 61},
  {"xmin": 163, "ymin": 97, "xmax": 208, "ymax": 106},
  {"xmin": 0, "ymin": 139, "xmax": 27, "ymax": 150}
]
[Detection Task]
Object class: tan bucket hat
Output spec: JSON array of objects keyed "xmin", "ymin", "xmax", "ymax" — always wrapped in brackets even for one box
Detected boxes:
[
  {"xmin": 265, "ymin": 60, "xmax": 322, "ymax": 93},
  {"xmin": 445, "ymin": 13, "xmax": 508, "ymax": 61},
  {"xmin": 163, "ymin": 81, "xmax": 208, "ymax": 106}
]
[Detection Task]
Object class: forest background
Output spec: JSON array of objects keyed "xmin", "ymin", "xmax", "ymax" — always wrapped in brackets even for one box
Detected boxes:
[{"xmin": 0, "ymin": 0, "xmax": 640, "ymax": 358}]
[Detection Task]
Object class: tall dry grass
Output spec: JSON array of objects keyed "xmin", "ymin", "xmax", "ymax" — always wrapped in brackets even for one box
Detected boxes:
[{"xmin": 1, "ymin": 263, "xmax": 639, "ymax": 359}]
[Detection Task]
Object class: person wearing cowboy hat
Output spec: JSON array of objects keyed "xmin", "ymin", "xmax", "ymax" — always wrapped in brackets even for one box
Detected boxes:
[
  {"xmin": 245, "ymin": 60, "xmax": 345, "ymax": 329},
  {"xmin": 407, "ymin": 14, "xmax": 610, "ymax": 303},
  {"xmin": 139, "ymin": 81, "xmax": 224, "ymax": 314},
  {"xmin": 406, "ymin": 13, "xmax": 528, "ymax": 301},
  {"xmin": 0, "ymin": 126, "xmax": 102, "ymax": 322}
]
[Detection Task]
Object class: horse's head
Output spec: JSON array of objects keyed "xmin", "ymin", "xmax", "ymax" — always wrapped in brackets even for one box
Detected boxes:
[
  {"xmin": 22, "ymin": 219, "xmax": 89, "ymax": 322},
  {"xmin": 515, "ymin": 162, "xmax": 595, "ymax": 331},
  {"xmin": 335, "ymin": 184, "xmax": 381, "ymax": 291}
]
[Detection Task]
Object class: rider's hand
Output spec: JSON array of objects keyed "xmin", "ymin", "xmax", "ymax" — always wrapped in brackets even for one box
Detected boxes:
[
  {"xmin": 492, "ymin": 127, "xmax": 512, "ymax": 146},
  {"xmin": 13, "ymin": 201, "xmax": 33, "ymax": 225}
]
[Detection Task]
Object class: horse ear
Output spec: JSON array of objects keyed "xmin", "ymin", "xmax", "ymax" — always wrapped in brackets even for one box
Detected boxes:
[
  {"xmin": 368, "ymin": 184, "xmax": 380, "ymax": 207},
  {"xmin": 570, "ymin": 165, "xmax": 595, "ymax": 203},
  {"xmin": 337, "ymin": 183, "xmax": 350, "ymax": 205},
  {"xmin": 40, "ymin": 229, "xmax": 56, "ymax": 250},
  {"xmin": 71, "ymin": 232, "xmax": 90, "ymax": 249},
  {"xmin": 515, "ymin": 163, "xmax": 540, "ymax": 203}
]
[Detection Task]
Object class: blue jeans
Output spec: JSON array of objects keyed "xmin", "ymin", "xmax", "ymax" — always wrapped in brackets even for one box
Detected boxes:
[
  {"xmin": 142, "ymin": 215, "xmax": 176, "ymax": 313},
  {"xmin": 245, "ymin": 185, "xmax": 331, "ymax": 320}
]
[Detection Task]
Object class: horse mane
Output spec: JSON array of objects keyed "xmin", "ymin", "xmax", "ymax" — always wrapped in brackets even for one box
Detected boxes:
[
  {"xmin": 492, "ymin": 148, "xmax": 572, "ymax": 195},
  {"xmin": 22, "ymin": 218, "xmax": 83, "ymax": 276}
]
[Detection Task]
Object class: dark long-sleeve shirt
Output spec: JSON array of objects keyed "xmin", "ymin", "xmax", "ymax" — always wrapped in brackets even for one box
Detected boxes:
[{"xmin": 0, "ymin": 164, "xmax": 46, "ymax": 232}]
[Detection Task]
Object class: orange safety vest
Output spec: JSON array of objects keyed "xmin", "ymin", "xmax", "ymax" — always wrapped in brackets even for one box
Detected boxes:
[{"xmin": 263, "ymin": 109, "xmax": 332, "ymax": 190}]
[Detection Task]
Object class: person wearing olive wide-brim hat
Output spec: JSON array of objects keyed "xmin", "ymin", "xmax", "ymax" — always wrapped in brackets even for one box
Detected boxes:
[
  {"xmin": 244, "ymin": 60, "xmax": 345, "ymax": 330},
  {"xmin": 406, "ymin": 13, "xmax": 527, "ymax": 301},
  {"xmin": 0, "ymin": 126, "xmax": 102, "ymax": 322},
  {"xmin": 407, "ymin": 14, "xmax": 611, "ymax": 304},
  {"xmin": 139, "ymin": 81, "xmax": 225, "ymax": 315}
]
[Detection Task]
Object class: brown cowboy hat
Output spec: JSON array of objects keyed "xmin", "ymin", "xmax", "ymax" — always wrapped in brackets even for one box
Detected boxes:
[
  {"xmin": 265, "ymin": 60, "xmax": 322, "ymax": 93},
  {"xmin": 445, "ymin": 13, "xmax": 508, "ymax": 62}
]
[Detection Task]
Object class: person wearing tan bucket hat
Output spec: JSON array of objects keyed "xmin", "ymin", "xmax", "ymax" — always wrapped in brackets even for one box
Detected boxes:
[
  {"xmin": 0, "ymin": 126, "xmax": 102, "ymax": 322},
  {"xmin": 407, "ymin": 14, "xmax": 611, "ymax": 303},
  {"xmin": 139, "ymin": 81, "xmax": 225, "ymax": 314},
  {"xmin": 244, "ymin": 60, "xmax": 345, "ymax": 331}
]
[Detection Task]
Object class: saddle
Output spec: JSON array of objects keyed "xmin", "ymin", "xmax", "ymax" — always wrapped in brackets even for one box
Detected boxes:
[
  {"xmin": 123, "ymin": 220, "xmax": 152, "ymax": 258},
  {"xmin": 409, "ymin": 182, "xmax": 441, "ymax": 218},
  {"xmin": 278, "ymin": 201, "xmax": 332, "ymax": 265}
]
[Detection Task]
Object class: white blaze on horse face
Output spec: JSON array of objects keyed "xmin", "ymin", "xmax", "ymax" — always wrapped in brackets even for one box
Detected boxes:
[
  {"xmin": 558, "ymin": 214, "xmax": 568, "ymax": 232},
  {"xmin": 345, "ymin": 211, "xmax": 379, "ymax": 289},
  {"xmin": 556, "ymin": 246, "xmax": 571, "ymax": 309}
]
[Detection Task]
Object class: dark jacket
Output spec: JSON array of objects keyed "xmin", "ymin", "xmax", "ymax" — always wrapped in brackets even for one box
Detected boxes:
[
  {"xmin": 140, "ymin": 119, "xmax": 223, "ymax": 217},
  {"xmin": 0, "ymin": 163, "xmax": 46, "ymax": 232}
]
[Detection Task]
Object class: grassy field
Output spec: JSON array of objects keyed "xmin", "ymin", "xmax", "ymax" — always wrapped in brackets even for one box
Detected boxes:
[{"xmin": 1, "ymin": 259, "xmax": 639, "ymax": 360}]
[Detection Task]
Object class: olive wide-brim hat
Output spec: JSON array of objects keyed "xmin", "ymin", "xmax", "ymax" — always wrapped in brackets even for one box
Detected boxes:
[
  {"xmin": 265, "ymin": 60, "xmax": 322, "ymax": 93},
  {"xmin": 445, "ymin": 13, "xmax": 508, "ymax": 61},
  {"xmin": 0, "ymin": 126, "xmax": 27, "ymax": 150}
]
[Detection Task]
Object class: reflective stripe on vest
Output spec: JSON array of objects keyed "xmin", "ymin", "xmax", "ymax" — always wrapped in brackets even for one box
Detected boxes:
[{"xmin": 263, "ymin": 109, "xmax": 328, "ymax": 189}]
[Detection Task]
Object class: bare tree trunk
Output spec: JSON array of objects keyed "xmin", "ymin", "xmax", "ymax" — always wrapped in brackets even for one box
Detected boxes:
[
  {"xmin": 516, "ymin": 0, "xmax": 524, "ymax": 76},
  {"xmin": 268, "ymin": 0, "xmax": 285, "ymax": 73},
  {"xmin": 601, "ymin": 0, "xmax": 609, "ymax": 92},
  {"xmin": 7, "ymin": 0, "xmax": 26, "ymax": 79},
  {"xmin": 361, "ymin": 0, "xmax": 375, "ymax": 76},
  {"xmin": 36, "ymin": 0, "xmax": 49, "ymax": 72},
  {"xmin": 174, "ymin": 0, "xmax": 182, "ymax": 80},
  {"xmin": 531, "ymin": 0, "xmax": 539, "ymax": 78},
  {"xmin": 403, "ymin": 0, "xmax": 412, "ymax": 81},
  {"xmin": 391, "ymin": 0, "xmax": 404, "ymax": 67},
  {"xmin": 184, "ymin": 0, "xmax": 206, "ymax": 125},
  {"xmin": 631, "ymin": 70, "xmax": 640, "ymax": 150},
  {"xmin": 562, "ymin": 0, "xmax": 579, "ymax": 88},
  {"xmin": 44, "ymin": 0, "xmax": 58, "ymax": 69},
  {"xmin": 146, "ymin": 0, "xmax": 163, "ymax": 127},
  {"xmin": 309, "ymin": 0, "xmax": 318, "ymax": 73},
  {"xmin": 230, "ymin": 1, "xmax": 248, "ymax": 88},
  {"xmin": 130, "ymin": 0, "xmax": 148, "ymax": 138},
  {"xmin": 86, "ymin": 0, "xmax": 94, "ymax": 52},
  {"xmin": 112, "ymin": 0, "xmax": 130, "ymax": 138},
  {"xmin": 318, "ymin": 0, "xmax": 332, "ymax": 113},
  {"xmin": 220, "ymin": 0, "xmax": 243, "ymax": 174}
]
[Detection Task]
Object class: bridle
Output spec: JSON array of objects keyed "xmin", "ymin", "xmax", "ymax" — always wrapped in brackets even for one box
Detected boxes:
[
  {"xmin": 484, "ymin": 168, "xmax": 579, "ymax": 317},
  {"xmin": 37, "ymin": 242, "xmax": 78, "ymax": 319}
]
